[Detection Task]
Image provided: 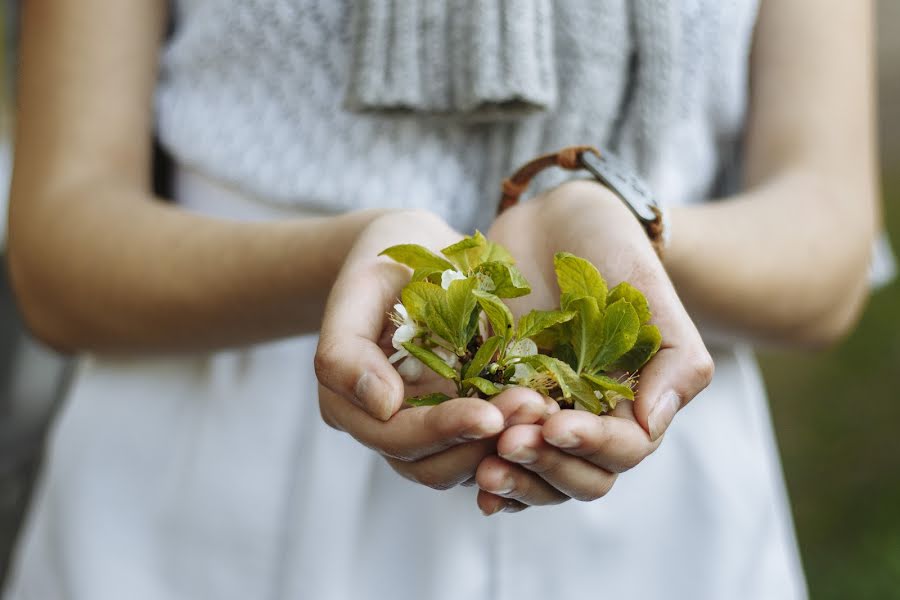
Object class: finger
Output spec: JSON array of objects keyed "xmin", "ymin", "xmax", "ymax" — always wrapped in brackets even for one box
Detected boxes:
[
  {"xmin": 385, "ymin": 438, "xmax": 496, "ymax": 490},
  {"xmin": 540, "ymin": 405, "xmax": 661, "ymax": 473},
  {"xmin": 477, "ymin": 490, "xmax": 528, "ymax": 516},
  {"xmin": 475, "ymin": 455, "xmax": 569, "ymax": 506},
  {"xmin": 320, "ymin": 388, "xmax": 505, "ymax": 461},
  {"xmin": 487, "ymin": 386, "xmax": 557, "ymax": 426},
  {"xmin": 631, "ymin": 342, "xmax": 715, "ymax": 442},
  {"xmin": 315, "ymin": 259, "xmax": 409, "ymax": 421},
  {"xmin": 497, "ymin": 425, "xmax": 618, "ymax": 501}
]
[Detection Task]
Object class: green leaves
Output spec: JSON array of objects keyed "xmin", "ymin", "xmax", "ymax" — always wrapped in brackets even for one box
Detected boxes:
[
  {"xmin": 440, "ymin": 231, "xmax": 514, "ymax": 273},
  {"xmin": 590, "ymin": 299, "xmax": 641, "ymax": 371},
  {"xmin": 380, "ymin": 245, "xmax": 454, "ymax": 272},
  {"xmin": 464, "ymin": 335, "xmax": 502, "ymax": 379},
  {"xmin": 401, "ymin": 343, "xmax": 458, "ymax": 381},
  {"xmin": 607, "ymin": 281, "xmax": 651, "ymax": 323},
  {"xmin": 473, "ymin": 290, "xmax": 515, "ymax": 341},
  {"xmin": 609, "ymin": 324, "xmax": 661, "ymax": 373},
  {"xmin": 554, "ymin": 252, "xmax": 607, "ymax": 305},
  {"xmin": 516, "ymin": 309, "xmax": 575, "ymax": 340},
  {"xmin": 476, "ymin": 261, "xmax": 531, "ymax": 298},
  {"xmin": 381, "ymin": 234, "xmax": 662, "ymax": 415}
]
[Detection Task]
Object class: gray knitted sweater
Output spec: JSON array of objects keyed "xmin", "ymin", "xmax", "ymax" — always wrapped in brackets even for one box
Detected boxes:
[{"xmin": 155, "ymin": 0, "xmax": 759, "ymax": 232}]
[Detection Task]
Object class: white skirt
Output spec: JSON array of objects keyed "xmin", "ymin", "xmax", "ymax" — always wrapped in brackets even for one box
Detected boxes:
[{"xmin": 4, "ymin": 168, "xmax": 808, "ymax": 600}]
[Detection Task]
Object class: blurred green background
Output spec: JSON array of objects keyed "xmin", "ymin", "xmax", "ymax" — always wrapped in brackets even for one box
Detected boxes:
[
  {"xmin": 0, "ymin": 2, "xmax": 899, "ymax": 598},
  {"xmin": 759, "ymin": 3, "xmax": 900, "ymax": 597}
]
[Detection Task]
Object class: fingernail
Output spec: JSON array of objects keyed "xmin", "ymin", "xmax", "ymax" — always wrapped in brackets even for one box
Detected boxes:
[
  {"xmin": 355, "ymin": 372, "xmax": 393, "ymax": 420},
  {"xmin": 502, "ymin": 445, "xmax": 538, "ymax": 464},
  {"xmin": 481, "ymin": 503, "xmax": 503, "ymax": 517},
  {"xmin": 461, "ymin": 413, "xmax": 505, "ymax": 440},
  {"xmin": 487, "ymin": 477, "xmax": 514, "ymax": 496},
  {"xmin": 502, "ymin": 501, "xmax": 525, "ymax": 513},
  {"xmin": 648, "ymin": 390, "xmax": 681, "ymax": 441},
  {"xmin": 545, "ymin": 430, "xmax": 580, "ymax": 449}
]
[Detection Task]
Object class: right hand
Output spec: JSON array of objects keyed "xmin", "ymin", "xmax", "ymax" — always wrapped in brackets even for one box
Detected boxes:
[{"xmin": 315, "ymin": 209, "xmax": 557, "ymax": 492}]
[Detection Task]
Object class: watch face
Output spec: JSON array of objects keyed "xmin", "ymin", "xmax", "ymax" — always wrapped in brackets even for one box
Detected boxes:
[{"xmin": 579, "ymin": 151, "xmax": 659, "ymax": 222}]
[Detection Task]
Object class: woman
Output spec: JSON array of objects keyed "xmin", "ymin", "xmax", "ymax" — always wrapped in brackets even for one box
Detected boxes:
[{"xmin": 4, "ymin": 1, "xmax": 884, "ymax": 598}]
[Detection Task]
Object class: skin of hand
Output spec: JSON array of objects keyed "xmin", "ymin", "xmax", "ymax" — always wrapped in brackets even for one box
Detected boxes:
[
  {"xmin": 475, "ymin": 181, "xmax": 714, "ymax": 515},
  {"xmin": 315, "ymin": 210, "xmax": 560, "ymax": 490}
]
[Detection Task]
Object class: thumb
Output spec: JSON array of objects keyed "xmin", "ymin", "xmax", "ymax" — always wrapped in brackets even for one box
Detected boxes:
[{"xmin": 632, "ymin": 345, "xmax": 715, "ymax": 441}]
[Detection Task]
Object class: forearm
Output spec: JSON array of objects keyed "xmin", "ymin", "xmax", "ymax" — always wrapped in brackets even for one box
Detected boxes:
[
  {"xmin": 663, "ymin": 167, "xmax": 876, "ymax": 347},
  {"xmin": 8, "ymin": 181, "xmax": 381, "ymax": 353}
]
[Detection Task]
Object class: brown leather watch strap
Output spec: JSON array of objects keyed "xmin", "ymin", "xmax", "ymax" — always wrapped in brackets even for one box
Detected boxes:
[
  {"xmin": 498, "ymin": 145, "xmax": 601, "ymax": 213},
  {"xmin": 497, "ymin": 145, "xmax": 666, "ymax": 257}
]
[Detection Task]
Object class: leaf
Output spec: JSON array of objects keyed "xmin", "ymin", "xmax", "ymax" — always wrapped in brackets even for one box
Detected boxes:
[
  {"xmin": 516, "ymin": 309, "xmax": 575, "ymax": 340},
  {"xmin": 583, "ymin": 373, "xmax": 635, "ymax": 410},
  {"xmin": 401, "ymin": 343, "xmax": 459, "ymax": 381},
  {"xmin": 463, "ymin": 377, "xmax": 502, "ymax": 396},
  {"xmin": 590, "ymin": 299, "xmax": 641, "ymax": 372},
  {"xmin": 440, "ymin": 232, "xmax": 487, "ymax": 272},
  {"xmin": 567, "ymin": 296, "xmax": 603, "ymax": 373},
  {"xmin": 445, "ymin": 277, "xmax": 479, "ymax": 351},
  {"xmin": 406, "ymin": 392, "xmax": 452, "ymax": 407},
  {"xmin": 401, "ymin": 282, "xmax": 455, "ymax": 344},
  {"xmin": 530, "ymin": 322, "xmax": 568, "ymax": 349},
  {"xmin": 473, "ymin": 290, "xmax": 515, "ymax": 341},
  {"xmin": 476, "ymin": 261, "xmax": 531, "ymax": 298},
  {"xmin": 463, "ymin": 335, "xmax": 502, "ymax": 380},
  {"xmin": 441, "ymin": 231, "xmax": 516, "ymax": 273},
  {"xmin": 552, "ymin": 343, "xmax": 579, "ymax": 371},
  {"xmin": 606, "ymin": 281, "xmax": 651, "ymax": 324},
  {"xmin": 521, "ymin": 355, "xmax": 602, "ymax": 413},
  {"xmin": 554, "ymin": 252, "xmax": 607, "ymax": 305},
  {"xmin": 608, "ymin": 324, "xmax": 662, "ymax": 373},
  {"xmin": 411, "ymin": 267, "xmax": 443, "ymax": 284},
  {"xmin": 380, "ymin": 244, "xmax": 455, "ymax": 272}
]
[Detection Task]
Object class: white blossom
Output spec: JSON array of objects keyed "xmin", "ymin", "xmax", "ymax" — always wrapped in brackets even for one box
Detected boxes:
[
  {"xmin": 440, "ymin": 269, "xmax": 467, "ymax": 290},
  {"xmin": 389, "ymin": 303, "xmax": 419, "ymax": 364},
  {"xmin": 397, "ymin": 355, "xmax": 424, "ymax": 382}
]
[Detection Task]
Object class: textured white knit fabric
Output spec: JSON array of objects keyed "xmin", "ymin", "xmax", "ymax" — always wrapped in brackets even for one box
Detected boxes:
[
  {"xmin": 155, "ymin": 0, "xmax": 759, "ymax": 232},
  {"xmin": 5, "ymin": 2, "xmax": 816, "ymax": 600}
]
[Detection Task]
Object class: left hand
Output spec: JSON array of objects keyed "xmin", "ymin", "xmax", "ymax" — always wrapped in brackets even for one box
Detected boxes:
[{"xmin": 476, "ymin": 180, "xmax": 714, "ymax": 515}]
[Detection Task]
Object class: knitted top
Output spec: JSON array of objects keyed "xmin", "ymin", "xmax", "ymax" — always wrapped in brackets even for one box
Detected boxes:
[{"xmin": 155, "ymin": 0, "xmax": 759, "ymax": 232}]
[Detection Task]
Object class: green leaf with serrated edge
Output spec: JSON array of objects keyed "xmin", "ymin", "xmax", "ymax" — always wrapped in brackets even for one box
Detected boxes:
[
  {"xmin": 440, "ymin": 232, "xmax": 487, "ymax": 272},
  {"xmin": 463, "ymin": 377, "xmax": 502, "ymax": 396},
  {"xmin": 590, "ymin": 299, "xmax": 641, "ymax": 372},
  {"xmin": 521, "ymin": 355, "xmax": 603, "ymax": 413},
  {"xmin": 481, "ymin": 239, "xmax": 515, "ymax": 264},
  {"xmin": 476, "ymin": 262, "xmax": 531, "ymax": 298},
  {"xmin": 400, "ymin": 282, "xmax": 439, "ymax": 324},
  {"xmin": 583, "ymin": 373, "xmax": 635, "ymax": 402},
  {"xmin": 554, "ymin": 252, "xmax": 608, "ymax": 305},
  {"xmin": 380, "ymin": 244, "xmax": 455, "ymax": 272},
  {"xmin": 472, "ymin": 291, "xmax": 514, "ymax": 341},
  {"xmin": 401, "ymin": 342, "xmax": 459, "ymax": 381},
  {"xmin": 463, "ymin": 335, "xmax": 503, "ymax": 380},
  {"xmin": 406, "ymin": 392, "xmax": 452, "ymax": 407},
  {"xmin": 606, "ymin": 281, "xmax": 651, "ymax": 324},
  {"xmin": 608, "ymin": 324, "xmax": 662, "ymax": 373},
  {"xmin": 516, "ymin": 309, "xmax": 575, "ymax": 340},
  {"xmin": 445, "ymin": 277, "xmax": 479, "ymax": 351},
  {"xmin": 411, "ymin": 267, "xmax": 443, "ymax": 284},
  {"xmin": 567, "ymin": 296, "xmax": 603, "ymax": 373},
  {"xmin": 401, "ymin": 282, "xmax": 454, "ymax": 343}
]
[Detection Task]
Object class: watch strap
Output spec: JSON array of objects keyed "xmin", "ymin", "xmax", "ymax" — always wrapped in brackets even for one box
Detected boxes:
[{"xmin": 498, "ymin": 145, "xmax": 666, "ymax": 256}]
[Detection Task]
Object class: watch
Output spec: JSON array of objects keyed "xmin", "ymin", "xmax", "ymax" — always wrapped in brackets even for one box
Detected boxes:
[{"xmin": 498, "ymin": 145, "xmax": 667, "ymax": 256}]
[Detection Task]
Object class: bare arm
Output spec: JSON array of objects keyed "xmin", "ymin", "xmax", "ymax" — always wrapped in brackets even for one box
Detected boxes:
[
  {"xmin": 664, "ymin": 0, "xmax": 879, "ymax": 347},
  {"xmin": 8, "ymin": 1, "xmax": 382, "ymax": 353}
]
